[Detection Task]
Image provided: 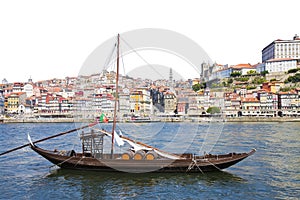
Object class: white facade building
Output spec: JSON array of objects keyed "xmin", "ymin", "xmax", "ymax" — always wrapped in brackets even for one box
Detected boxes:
[
  {"xmin": 262, "ymin": 34, "xmax": 300, "ymax": 62},
  {"xmin": 231, "ymin": 64, "xmax": 256, "ymax": 75},
  {"xmin": 265, "ymin": 58, "xmax": 298, "ymax": 73}
]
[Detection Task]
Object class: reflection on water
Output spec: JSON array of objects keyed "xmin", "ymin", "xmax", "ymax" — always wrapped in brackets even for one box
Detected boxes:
[
  {"xmin": 47, "ymin": 169, "xmax": 246, "ymax": 186},
  {"xmin": 43, "ymin": 169, "xmax": 246, "ymax": 199},
  {"xmin": 0, "ymin": 122, "xmax": 299, "ymax": 199}
]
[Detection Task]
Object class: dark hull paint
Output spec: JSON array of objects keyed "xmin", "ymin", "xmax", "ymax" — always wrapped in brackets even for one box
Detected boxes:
[{"xmin": 31, "ymin": 145, "xmax": 256, "ymax": 173}]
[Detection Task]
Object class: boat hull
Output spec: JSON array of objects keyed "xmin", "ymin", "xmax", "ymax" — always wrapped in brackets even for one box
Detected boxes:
[{"xmin": 31, "ymin": 145, "xmax": 255, "ymax": 173}]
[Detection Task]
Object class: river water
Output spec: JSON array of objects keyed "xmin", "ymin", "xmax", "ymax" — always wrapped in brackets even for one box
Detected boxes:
[{"xmin": 0, "ymin": 122, "xmax": 299, "ymax": 199}]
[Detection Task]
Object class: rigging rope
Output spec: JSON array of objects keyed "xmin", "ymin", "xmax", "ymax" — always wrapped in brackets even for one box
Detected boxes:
[
  {"xmin": 186, "ymin": 159, "xmax": 204, "ymax": 174},
  {"xmin": 204, "ymin": 159, "xmax": 222, "ymax": 171},
  {"xmin": 120, "ymin": 36, "xmax": 165, "ymax": 80},
  {"xmin": 120, "ymin": 42, "xmax": 126, "ymax": 76},
  {"xmin": 74, "ymin": 156, "xmax": 85, "ymax": 167},
  {"xmin": 49, "ymin": 156, "xmax": 74, "ymax": 168},
  {"xmin": 103, "ymin": 38, "xmax": 118, "ymax": 72}
]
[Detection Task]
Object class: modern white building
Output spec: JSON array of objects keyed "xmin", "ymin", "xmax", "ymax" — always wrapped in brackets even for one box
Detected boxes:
[
  {"xmin": 262, "ymin": 34, "xmax": 300, "ymax": 62},
  {"xmin": 231, "ymin": 64, "xmax": 256, "ymax": 75},
  {"xmin": 265, "ymin": 58, "xmax": 298, "ymax": 73}
]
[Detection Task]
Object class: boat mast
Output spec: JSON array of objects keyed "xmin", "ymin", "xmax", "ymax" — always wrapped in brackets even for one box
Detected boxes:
[{"xmin": 111, "ymin": 33, "xmax": 120, "ymax": 158}]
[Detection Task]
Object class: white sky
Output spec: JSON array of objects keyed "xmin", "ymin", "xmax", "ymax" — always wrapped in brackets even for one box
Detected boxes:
[{"xmin": 0, "ymin": 0, "xmax": 299, "ymax": 83}]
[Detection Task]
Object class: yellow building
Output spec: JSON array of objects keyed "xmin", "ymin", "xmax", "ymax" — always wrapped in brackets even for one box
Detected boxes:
[
  {"xmin": 130, "ymin": 91, "xmax": 143, "ymax": 113},
  {"xmin": 269, "ymin": 82, "xmax": 284, "ymax": 93},
  {"xmin": 6, "ymin": 92, "xmax": 26, "ymax": 113},
  {"xmin": 129, "ymin": 88, "xmax": 151, "ymax": 114},
  {"xmin": 262, "ymin": 81, "xmax": 284, "ymax": 93}
]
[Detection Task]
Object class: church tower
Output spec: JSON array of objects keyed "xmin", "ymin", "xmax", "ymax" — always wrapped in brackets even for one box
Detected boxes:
[{"xmin": 169, "ymin": 67, "xmax": 173, "ymax": 87}]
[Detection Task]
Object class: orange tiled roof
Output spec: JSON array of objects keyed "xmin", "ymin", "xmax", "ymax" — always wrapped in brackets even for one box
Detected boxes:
[
  {"xmin": 231, "ymin": 63, "xmax": 253, "ymax": 69},
  {"xmin": 241, "ymin": 97, "xmax": 259, "ymax": 102}
]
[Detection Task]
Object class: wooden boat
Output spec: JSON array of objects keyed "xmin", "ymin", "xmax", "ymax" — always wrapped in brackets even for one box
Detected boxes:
[
  {"xmin": 29, "ymin": 133, "xmax": 256, "ymax": 173},
  {"xmin": 27, "ymin": 34, "xmax": 256, "ymax": 173}
]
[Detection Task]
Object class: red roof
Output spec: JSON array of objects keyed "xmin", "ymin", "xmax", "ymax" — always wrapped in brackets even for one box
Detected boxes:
[
  {"xmin": 231, "ymin": 63, "xmax": 254, "ymax": 69},
  {"xmin": 241, "ymin": 97, "xmax": 259, "ymax": 102}
]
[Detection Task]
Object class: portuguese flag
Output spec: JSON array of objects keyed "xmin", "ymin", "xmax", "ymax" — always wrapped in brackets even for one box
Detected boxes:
[{"xmin": 99, "ymin": 113, "xmax": 108, "ymax": 123}]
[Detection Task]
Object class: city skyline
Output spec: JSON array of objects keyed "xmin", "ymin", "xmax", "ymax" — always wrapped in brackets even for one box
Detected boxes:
[{"xmin": 1, "ymin": 0, "xmax": 299, "ymax": 82}]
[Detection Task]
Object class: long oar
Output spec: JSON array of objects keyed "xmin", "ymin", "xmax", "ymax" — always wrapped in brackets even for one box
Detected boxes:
[{"xmin": 0, "ymin": 122, "xmax": 98, "ymax": 157}]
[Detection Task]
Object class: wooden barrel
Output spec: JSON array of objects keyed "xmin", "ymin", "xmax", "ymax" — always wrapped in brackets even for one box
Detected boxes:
[
  {"xmin": 145, "ymin": 152, "xmax": 158, "ymax": 160},
  {"xmin": 133, "ymin": 150, "xmax": 146, "ymax": 160},
  {"xmin": 121, "ymin": 152, "xmax": 133, "ymax": 160}
]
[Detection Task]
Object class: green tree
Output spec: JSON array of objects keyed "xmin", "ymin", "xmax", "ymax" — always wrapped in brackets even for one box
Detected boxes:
[
  {"xmin": 227, "ymin": 78, "xmax": 233, "ymax": 84},
  {"xmin": 207, "ymin": 106, "xmax": 221, "ymax": 114},
  {"xmin": 280, "ymin": 87, "xmax": 292, "ymax": 92},
  {"xmin": 192, "ymin": 83, "xmax": 201, "ymax": 92},
  {"xmin": 252, "ymin": 77, "xmax": 266, "ymax": 84},
  {"xmin": 246, "ymin": 85, "xmax": 257, "ymax": 90},
  {"xmin": 247, "ymin": 70, "xmax": 256, "ymax": 75},
  {"xmin": 287, "ymin": 68, "xmax": 299, "ymax": 74},
  {"xmin": 286, "ymin": 73, "xmax": 300, "ymax": 83},
  {"xmin": 211, "ymin": 83, "xmax": 219, "ymax": 88},
  {"xmin": 192, "ymin": 82, "xmax": 206, "ymax": 91},
  {"xmin": 230, "ymin": 72, "xmax": 242, "ymax": 77},
  {"xmin": 261, "ymin": 70, "xmax": 269, "ymax": 76},
  {"xmin": 236, "ymin": 77, "xmax": 249, "ymax": 82}
]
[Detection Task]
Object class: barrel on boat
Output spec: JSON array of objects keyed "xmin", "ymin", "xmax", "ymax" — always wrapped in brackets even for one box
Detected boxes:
[
  {"xmin": 121, "ymin": 151, "xmax": 134, "ymax": 160},
  {"xmin": 145, "ymin": 152, "xmax": 158, "ymax": 160},
  {"xmin": 133, "ymin": 150, "xmax": 146, "ymax": 160}
]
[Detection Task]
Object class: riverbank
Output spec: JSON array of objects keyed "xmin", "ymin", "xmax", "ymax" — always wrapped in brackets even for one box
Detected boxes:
[
  {"xmin": 0, "ymin": 118, "xmax": 78, "ymax": 123},
  {"xmin": 1, "ymin": 117, "xmax": 300, "ymax": 123},
  {"xmin": 225, "ymin": 117, "xmax": 300, "ymax": 122}
]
